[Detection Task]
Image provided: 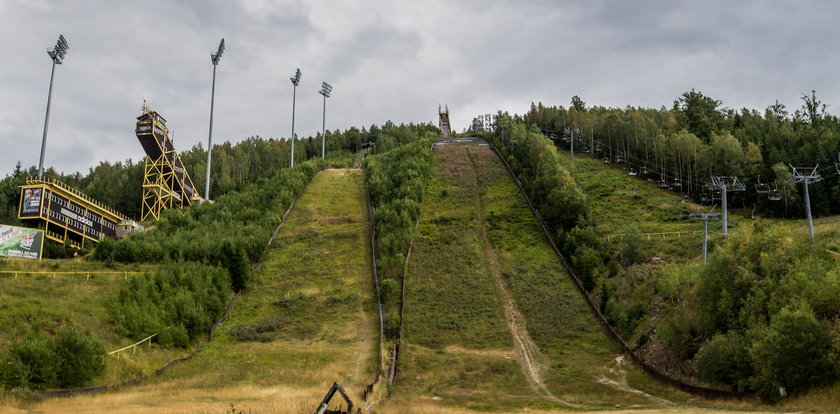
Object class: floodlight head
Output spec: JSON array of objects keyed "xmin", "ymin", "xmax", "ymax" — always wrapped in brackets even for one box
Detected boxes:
[
  {"xmin": 211, "ymin": 38, "xmax": 225, "ymax": 65},
  {"xmin": 48, "ymin": 34, "xmax": 69, "ymax": 64},
  {"xmin": 290, "ymin": 68, "xmax": 301, "ymax": 86},
  {"xmin": 319, "ymin": 81, "xmax": 332, "ymax": 98}
]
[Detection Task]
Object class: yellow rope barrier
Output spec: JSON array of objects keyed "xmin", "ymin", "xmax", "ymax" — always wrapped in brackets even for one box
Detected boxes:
[{"xmin": 107, "ymin": 333, "xmax": 158, "ymax": 356}]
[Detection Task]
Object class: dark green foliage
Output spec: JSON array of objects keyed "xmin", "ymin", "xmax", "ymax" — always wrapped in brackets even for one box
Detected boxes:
[
  {"xmin": 1, "ymin": 336, "xmax": 57, "ymax": 389},
  {"xmin": 696, "ymin": 332, "xmax": 752, "ymax": 392},
  {"xmin": 109, "ymin": 263, "xmax": 229, "ymax": 347},
  {"xmin": 0, "ymin": 326, "xmax": 105, "ymax": 390},
  {"xmin": 49, "ymin": 325, "xmax": 106, "ymax": 388},
  {"xmin": 95, "ymin": 159, "xmax": 327, "ymax": 266},
  {"xmin": 749, "ymin": 304, "xmax": 838, "ymax": 401},
  {"xmin": 522, "ymin": 91, "xmax": 840, "ymax": 217},
  {"xmin": 220, "ymin": 241, "xmax": 251, "ymax": 292},
  {"xmin": 365, "ymin": 137, "xmax": 435, "ymax": 327}
]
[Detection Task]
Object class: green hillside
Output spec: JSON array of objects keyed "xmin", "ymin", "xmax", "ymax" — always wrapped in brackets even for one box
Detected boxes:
[{"xmin": 386, "ymin": 142, "xmax": 684, "ymax": 412}]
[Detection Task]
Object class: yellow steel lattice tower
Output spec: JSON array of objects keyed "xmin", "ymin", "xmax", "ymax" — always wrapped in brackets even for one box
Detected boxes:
[{"xmin": 136, "ymin": 104, "xmax": 200, "ymax": 221}]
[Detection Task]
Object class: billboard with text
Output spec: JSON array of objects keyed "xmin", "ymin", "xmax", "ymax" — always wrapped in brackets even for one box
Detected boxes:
[{"xmin": 0, "ymin": 224, "xmax": 43, "ymax": 260}]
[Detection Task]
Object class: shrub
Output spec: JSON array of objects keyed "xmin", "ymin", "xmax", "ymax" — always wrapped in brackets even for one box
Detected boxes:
[
  {"xmin": 749, "ymin": 304, "xmax": 838, "ymax": 401},
  {"xmin": 110, "ymin": 263, "xmax": 229, "ymax": 347},
  {"xmin": 50, "ymin": 326, "xmax": 106, "ymax": 388},
  {"xmin": 0, "ymin": 327, "xmax": 105, "ymax": 390},
  {"xmin": 696, "ymin": 332, "xmax": 752, "ymax": 391},
  {"xmin": 3, "ymin": 336, "xmax": 57, "ymax": 389}
]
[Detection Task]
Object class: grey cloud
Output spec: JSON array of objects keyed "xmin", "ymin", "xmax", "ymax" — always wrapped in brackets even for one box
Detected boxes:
[{"xmin": 2, "ymin": 0, "xmax": 840, "ymax": 175}]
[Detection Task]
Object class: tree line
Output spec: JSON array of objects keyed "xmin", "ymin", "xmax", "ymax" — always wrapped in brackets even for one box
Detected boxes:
[{"xmin": 511, "ymin": 91, "xmax": 840, "ymax": 218}]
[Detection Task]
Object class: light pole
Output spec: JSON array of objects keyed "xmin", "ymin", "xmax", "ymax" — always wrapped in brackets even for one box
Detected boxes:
[
  {"xmin": 38, "ymin": 35, "xmax": 69, "ymax": 179},
  {"xmin": 205, "ymin": 38, "xmax": 224, "ymax": 201},
  {"xmin": 318, "ymin": 81, "xmax": 332, "ymax": 159},
  {"xmin": 289, "ymin": 68, "xmax": 301, "ymax": 168}
]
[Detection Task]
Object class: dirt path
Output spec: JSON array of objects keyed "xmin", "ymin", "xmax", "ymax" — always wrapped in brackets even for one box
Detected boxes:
[
  {"xmin": 597, "ymin": 356, "xmax": 676, "ymax": 406},
  {"xmin": 466, "ymin": 147, "xmax": 588, "ymax": 410}
]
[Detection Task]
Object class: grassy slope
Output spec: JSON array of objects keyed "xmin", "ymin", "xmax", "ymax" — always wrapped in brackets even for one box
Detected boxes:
[
  {"xmin": 0, "ymin": 260, "xmax": 190, "ymax": 388},
  {"xmin": 7, "ymin": 169, "xmax": 377, "ymax": 414},
  {"xmin": 387, "ymin": 144, "xmax": 688, "ymax": 412},
  {"xmin": 559, "ymin": 150, "xmax": 840, "ymax": 413}
]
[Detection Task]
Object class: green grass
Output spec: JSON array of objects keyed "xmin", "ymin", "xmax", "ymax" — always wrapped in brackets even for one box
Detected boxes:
[
  {"xmin": 0, "ymin": 260, "xmax": 189, "ymax": 387},
  {"xmin": 394, "ymin": 144, "xmax": 689, "ymax": 411},
  {"xmin": 151, "ymin": 169, "xmax": 378, "ymax": 403}
]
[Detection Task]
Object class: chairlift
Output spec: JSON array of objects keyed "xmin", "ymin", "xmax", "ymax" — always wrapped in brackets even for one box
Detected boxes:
[
  {"xmin": 603, "ymin": 157, "xmax": 611, "ymax": 164},
  {"xmin": 768, "ymin": 188, "xmax": 782, "ymax": 201},
  {"xmin": 628, "ymin": 168, "xmax": 637, "ymax": 176},
  {"xmin": 658, "ymin": 180, "xmax": 671, "ymax": 189},
  {"xmin": 615, "ymin": 156, "xmax": 624, "ymax": 164},
  {"xmin": 755, "ymin": 175, "xmax": 770, "ymax": 194},
  {"xmin": 671, "ymin": 180, "xmax": 682, "ymax": 188}
]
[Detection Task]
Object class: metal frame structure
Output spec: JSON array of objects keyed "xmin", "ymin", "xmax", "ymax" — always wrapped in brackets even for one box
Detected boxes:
[
  {"xmin": 706, "ymin": 176, "xmax": 745, "ymax": 236},
  {"xmin": 38, "ymin": 35, "xmax": 69, "ymax": 179},
  {"xmin": 17, "ymin": 179, "xmax": 128, "ymax": 248},
  {"xmin": 318, "ymin": 81, "xmax": 332, "ymax": 158},
  {"xmin": 314, "ymin": 382, "xmax": 354, "ymax": 414},
  {"xmin": 136, "ymin": 104, "xmax": 201, "ymax": 221},
  {"xmin": 790, "ymin": 165, "xmax": 822, "ymax": 241},
  {"xmin": 690, "ymin": 209, "xmax": 720, "ymax": 263}
]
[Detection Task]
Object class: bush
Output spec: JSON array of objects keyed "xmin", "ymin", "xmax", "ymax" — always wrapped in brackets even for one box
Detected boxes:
[
  {"xmin": 110, "ymin": 262, "xmax": 229, "ymax": 347},
  {"xmin": 696, "ymin": 332, "xmax": 752, "ymax": 391},
  {"xmin": 0, "ymin": 327, "xmax": 105, "ymax": 390},
  {"xmin": 50, "ymin": 326, "xmax": 106, "ymax": 388},
  {"xmin": 749, "ymin": 304, "xmax": 838, "ymax": 401},
  {"xmin": 1, "ymin": 336, "xmax": 56, "ymax": 389},
  {"xmin": 219, "ymin": 241, "xmax": 251, "ymax": 292}
]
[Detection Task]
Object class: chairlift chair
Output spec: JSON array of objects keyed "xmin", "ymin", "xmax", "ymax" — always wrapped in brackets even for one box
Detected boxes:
[
  {"xmin": 768, "ymin": 188, "xmax": 782, "ymax": 201},
  {"xmin": 628, "ymin": 168, "xmax": 637, "ymax": 176},
  {"xmin": 671, "ymin": 180, "xmax": 682, "ymax": 188},
  {"xmin": 755, "ymin": 175, "xmax": 770, "ymax": 194},
  {"xmin": 658, "ymin": 180, "xmax": 671, "ymax": 189},
  {"xmin": 603, "ymin": 157, "xmax": 611, "ymax": 164}
]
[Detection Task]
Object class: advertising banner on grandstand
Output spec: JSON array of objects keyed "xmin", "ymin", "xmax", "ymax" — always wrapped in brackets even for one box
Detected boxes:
[
  {"xmin": 20, "ymin": 188, "xmax": 42, "ymax": 217},
  {"xmin": 0, "ymin": 224, "xmax": 43, "ymax": 260}
]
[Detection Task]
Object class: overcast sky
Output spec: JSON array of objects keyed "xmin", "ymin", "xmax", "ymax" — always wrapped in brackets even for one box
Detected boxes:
[{"xmin": 2, "ymin": 0, "xmax": 839, "ymax": 174}]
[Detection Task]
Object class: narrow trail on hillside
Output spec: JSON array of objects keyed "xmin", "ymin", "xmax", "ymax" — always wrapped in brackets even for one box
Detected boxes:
[{"xmin": 466, "ymin": 147, "xmax": 588, "ymax": 410}]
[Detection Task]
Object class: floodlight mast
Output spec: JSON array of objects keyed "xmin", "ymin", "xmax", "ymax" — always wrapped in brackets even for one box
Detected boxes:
[
  {"xmin": 38, "ymin": 35, "xmax": 69, "ymax": 179},
  {"xmin": 290, "ymin": 68, "xmax": 301, "ymax": 168},
  {"xmin": 205, "ymin": 38, "xmax": 225, "ymax": 201},
  {"xmin": 318, "ymin": 82, "xmax": 332, "ymax": 159}
]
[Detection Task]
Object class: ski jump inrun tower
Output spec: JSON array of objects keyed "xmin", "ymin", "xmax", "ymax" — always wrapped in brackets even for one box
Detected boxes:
[
  {"xmin": 135, "ymin": 103, "xmax": 201, "ymax": 221},
  {"xmin": 439, "ymin": 104, "xmax": 452, "ymax": 138}
]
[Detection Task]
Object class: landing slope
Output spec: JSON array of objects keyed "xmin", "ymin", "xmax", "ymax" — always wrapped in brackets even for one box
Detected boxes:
[
  {"xmin": 13, "ymin": 169, "xmax": 377, "ymax": 414},
  {"xmin": 387, "ymin": 142, "xmax": 682, "ymax": 412}
]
